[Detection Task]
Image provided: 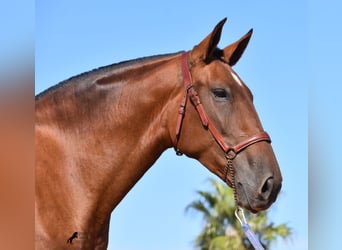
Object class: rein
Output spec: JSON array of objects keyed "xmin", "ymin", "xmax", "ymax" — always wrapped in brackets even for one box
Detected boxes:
[{"xmin": 175, "ymin": 51, "xmax": 268, "ymax": 250}]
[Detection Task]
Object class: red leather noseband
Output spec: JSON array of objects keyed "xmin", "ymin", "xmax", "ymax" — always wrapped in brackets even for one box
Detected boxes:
[{"xmin": 175, "ymin": 52, "xmax": 271, "ymax": 182}]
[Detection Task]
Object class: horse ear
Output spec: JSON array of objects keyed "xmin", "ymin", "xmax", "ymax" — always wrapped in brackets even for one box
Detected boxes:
[
  {"xmin": 222, "ymin": 29, "xmax": 253, "ymax": 66},
  {"xmin": 190, "ymin": 18, "xmax": 227, "ymax": 64}
]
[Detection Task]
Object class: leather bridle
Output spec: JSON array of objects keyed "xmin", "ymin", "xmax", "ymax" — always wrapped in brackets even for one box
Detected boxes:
[{"xmin": 174, "ymin": 51, "xmax": 271, "ymax": 190}]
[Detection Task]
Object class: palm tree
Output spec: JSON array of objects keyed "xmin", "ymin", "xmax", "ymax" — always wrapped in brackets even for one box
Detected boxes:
[{"xmin": 186, "ymin": 179, "xmax": 291, "ymax": 250}]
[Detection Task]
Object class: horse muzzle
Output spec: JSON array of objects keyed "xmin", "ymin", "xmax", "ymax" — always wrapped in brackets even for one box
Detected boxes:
[{"xmin": 236, "ymin": 175, "xmax": 282, "ymax": 213}]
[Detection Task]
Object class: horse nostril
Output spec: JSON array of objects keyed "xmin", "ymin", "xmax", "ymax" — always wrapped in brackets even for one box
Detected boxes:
[{"xmin": 259, "ymin": 177, "xmax": 274, "ymax": 200}]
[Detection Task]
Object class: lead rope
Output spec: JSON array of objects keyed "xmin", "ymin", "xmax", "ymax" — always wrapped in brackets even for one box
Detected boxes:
[
  {"xmin": 226, "ymin": 152, "xmax": 265, "ymax": 250},
  {"xmin": 235, "ymin": 207, "xmax": 265, "ymax": 250}
]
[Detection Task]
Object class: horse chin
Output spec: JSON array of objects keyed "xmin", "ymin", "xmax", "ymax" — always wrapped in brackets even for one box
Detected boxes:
[{"xmin": 238, "ymin": 201, "xmax": 271, "ymax": 214}]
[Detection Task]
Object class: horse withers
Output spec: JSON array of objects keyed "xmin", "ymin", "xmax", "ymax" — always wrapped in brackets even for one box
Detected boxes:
[{"xmin": 35, "ymin": 18, "xmax": 282, "ymax": 249}]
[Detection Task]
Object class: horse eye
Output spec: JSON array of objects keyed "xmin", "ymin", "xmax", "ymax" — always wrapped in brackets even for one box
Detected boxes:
[{"xmin": 212, "ymin": 88, "xmax": 228, "ymax": 99}]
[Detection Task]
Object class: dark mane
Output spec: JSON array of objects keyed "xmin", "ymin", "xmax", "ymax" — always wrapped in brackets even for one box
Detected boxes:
[{"xmin": 35, "ymin": 52, "xmax": 182, "ymax": 100}]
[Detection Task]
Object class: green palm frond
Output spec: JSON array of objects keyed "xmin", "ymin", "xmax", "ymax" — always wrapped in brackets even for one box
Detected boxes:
[
  {"xmin": 186, "ymin": 178, "xmax": 292, "ymax": 250},
  {"xmin": 197, "ymin": 190, "xmax": 218, "ymax": 208},
  {"xmin": 185, "ymin": 200, "xmax": 211, "ymax": 218}
]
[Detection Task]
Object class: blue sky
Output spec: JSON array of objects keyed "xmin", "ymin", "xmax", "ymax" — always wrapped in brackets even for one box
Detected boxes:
[
  {"xmin": 35, "ymin": 1, "xmax": 309, "ymax": 249},
  {"xmin": 309, "ymin": 1, "xmax": 342, "ymax": 249}
]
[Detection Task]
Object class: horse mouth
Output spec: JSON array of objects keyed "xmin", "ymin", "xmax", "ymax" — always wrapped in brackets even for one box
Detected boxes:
[{"xmin": 236, "ymin": 181, "xmax": 281, "ymax": 213}]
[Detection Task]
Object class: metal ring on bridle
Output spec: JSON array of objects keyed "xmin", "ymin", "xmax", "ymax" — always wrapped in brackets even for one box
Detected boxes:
[{"xmin": 226, "ymin": 149, "xmax": 237, "ymax": 160}]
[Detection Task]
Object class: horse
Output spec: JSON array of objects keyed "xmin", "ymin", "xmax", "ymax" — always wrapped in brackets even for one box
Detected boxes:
[{"xmin": 35, "ymin": 18, "xmax": 282, "ymax": 249}]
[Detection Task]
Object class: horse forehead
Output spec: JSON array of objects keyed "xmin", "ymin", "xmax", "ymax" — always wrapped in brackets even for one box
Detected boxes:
[
  {"xmin": 229, "ymin": 70, "xmax": 244, "ymax": 87},
  {"xmin": 205, "ymin": 62, "xmax": 244, "ymax": 87},
  {"xmin": 219, "ymin": 65, "xmax": 244, "ymax": 87}
]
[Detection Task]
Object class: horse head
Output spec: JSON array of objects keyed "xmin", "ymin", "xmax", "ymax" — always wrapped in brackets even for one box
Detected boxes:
[{"xmin": 173, "ymin": 18, "xmax": 282, "ymax": 213}]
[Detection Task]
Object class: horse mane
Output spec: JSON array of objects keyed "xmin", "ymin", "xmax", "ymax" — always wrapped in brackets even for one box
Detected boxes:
[{"xmin": 35, "ymin": 52, "xmax": 182, "ymax": 100}]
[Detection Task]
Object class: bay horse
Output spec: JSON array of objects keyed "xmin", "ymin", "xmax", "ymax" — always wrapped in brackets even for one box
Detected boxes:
[{"xmin": 35, "ymin": 18, "xmax": 282, "ymax": 249}]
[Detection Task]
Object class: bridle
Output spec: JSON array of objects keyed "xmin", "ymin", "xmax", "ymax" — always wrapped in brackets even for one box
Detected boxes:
[
  {"xmin": 175, "ymin": 51, "xmax": 269, "ymax": 250},
  {"xmin": 174, "ymin": 51, "xmax": 271, "ymax": 199}
]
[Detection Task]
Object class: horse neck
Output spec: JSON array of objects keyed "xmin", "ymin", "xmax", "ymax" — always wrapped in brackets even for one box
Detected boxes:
[{"xmin": 36, "ymin": 53, "xmax": 182, "ymax": 215}]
